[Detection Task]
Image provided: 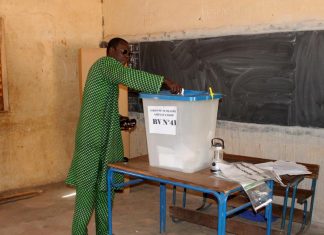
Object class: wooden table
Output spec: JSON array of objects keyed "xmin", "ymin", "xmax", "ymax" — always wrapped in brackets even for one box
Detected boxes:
[
  {"xmin": 222, "ymin": 153, "xmax": 319, "ymax": 235},
  {"xmin": 107, "ymin": 155, "xmax": 273, "ymax": 235}
]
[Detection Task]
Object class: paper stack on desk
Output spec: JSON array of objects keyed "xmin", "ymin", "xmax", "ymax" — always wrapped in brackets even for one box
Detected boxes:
[
  {"xmin": 212, "ymin": 160, "xmax": 311, "ymax": 212},
  {"xmin": 214, "ymin": 162, "xmax": 275, "ymax": 211},
  {"xmin": 215, "ymin": 162, "xmax": 284, "ymax": 185},
  {"xmin": 255, "ymin": 160, "xmax": 311, "ymax": 176},
  {"xmin": 216, "ymin": 162, "xmax": 271, "ymax": 185}
]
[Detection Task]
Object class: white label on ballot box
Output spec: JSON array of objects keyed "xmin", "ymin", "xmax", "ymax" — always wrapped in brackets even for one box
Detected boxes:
[{"xmin": 148, "ymin": 106, "xmax": 177, "ymax": 135}]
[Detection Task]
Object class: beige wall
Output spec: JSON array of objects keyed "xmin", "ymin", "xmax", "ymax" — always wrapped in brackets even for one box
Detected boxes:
[
  {"xmin": 0, "ymin": 0, "xmax": 103, "ymax": 191},
  {"xmin": 104, "ymin": 0, "xmax": 324, "ymax": 223},
  {"xmin": 1, "ymin": 0, "xmax": 324, "ymax": 224},
  {"xmin": 104, "ymin": 0, "xmax": 324, "ymax": 41}
]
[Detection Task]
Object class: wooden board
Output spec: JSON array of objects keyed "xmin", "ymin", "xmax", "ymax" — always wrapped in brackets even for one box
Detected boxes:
[
  {"xmin": 0, "ymin": 189, "xmax": 43, "ymax": 205},
  {"xmin": 169, "ymin": 206, "xmax": 284, "ymax": 235},
  {"xmin": 109, "ymin": 155, "xmax": 241, "ymax": 193}
]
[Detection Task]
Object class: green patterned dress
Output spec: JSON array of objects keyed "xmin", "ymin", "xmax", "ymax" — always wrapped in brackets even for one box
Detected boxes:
[{"xmin": 66, "ymin": 56, "xmax": 163, "ymax": 235}]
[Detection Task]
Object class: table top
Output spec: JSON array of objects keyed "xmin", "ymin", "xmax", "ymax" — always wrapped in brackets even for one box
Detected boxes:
[{"xmin": 108, "ymin": 155, "xmax": 241, "ymax": 193}]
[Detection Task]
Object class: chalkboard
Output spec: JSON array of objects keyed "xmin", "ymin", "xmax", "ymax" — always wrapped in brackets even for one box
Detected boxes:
[{"xmin": 138, "ymin": 31, "xmax": 324, "ymax": 128}]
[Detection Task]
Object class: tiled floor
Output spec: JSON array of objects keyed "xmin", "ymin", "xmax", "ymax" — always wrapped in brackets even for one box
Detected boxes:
[{"xmin": 0, "ymin": 182, "xmax": 323, "ymax": 235}]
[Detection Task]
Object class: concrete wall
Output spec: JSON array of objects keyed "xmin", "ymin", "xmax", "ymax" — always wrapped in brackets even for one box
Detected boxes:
[
  {"xmin": 103, "ymin": 0, "xmax": 324, "ymax": 223},
  {"xmin": 103, "ymin": 0, "xmax": 324, "ymax": 41},
  {"xmin": 0, "ymin": 0, "xmax": 103, "ymax": 192},
  {"xmin": 1, "ymin": 0, "xmax": 323, "ymax": 224}
]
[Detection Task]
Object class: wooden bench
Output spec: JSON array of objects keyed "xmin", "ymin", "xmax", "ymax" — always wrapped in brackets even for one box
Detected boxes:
[{"xmin": 169, "ymin": 153, "xmax": 320, "ymax": 235}]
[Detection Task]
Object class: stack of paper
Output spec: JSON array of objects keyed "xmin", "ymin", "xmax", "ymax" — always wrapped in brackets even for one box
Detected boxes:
[
  {"xmin": 214, "ymin": 162, "xmax": 274, "ymax": 211},
  {"xmin": 216, "ymin": 162, "xmax": 270, "ymax": 186},
  {"xmin": 255, "ymin": 160, "xmax": 311, "ymax": 176}
]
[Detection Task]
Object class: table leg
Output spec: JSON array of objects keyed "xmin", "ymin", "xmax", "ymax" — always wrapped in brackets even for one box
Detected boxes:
[
  {"xmin": 280, "ymin": 185, "xmax": 290, "ymax": 229},
  {"xmin": 309, "ymin": 179, "xmax": 317, "ymax": 223},
  {"xmin": 287, "ymin": 184, "xmax": 298, "ymax": 235},
  {"xmin": 160, "ymin": 183, "xmax": 166, "ymax": 233},
  {"xmin": 265, "ymin": 180, "xmax": 273, "ymax": 235},
  {"xmin": 107, "ymin": 169, "xmax": 113, "ymax": 235},
  {"xmin": 217, "ymin": 194, "xmax": 227, "ymax": 235}
]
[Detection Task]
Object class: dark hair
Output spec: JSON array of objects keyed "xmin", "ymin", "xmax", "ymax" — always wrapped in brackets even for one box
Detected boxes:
[{"xmin": 106, "ymin": 37, "xmax": 128, "ymax": 55}]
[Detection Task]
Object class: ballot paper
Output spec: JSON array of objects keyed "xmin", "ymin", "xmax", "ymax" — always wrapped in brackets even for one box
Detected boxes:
[
  {"xmin": 215, "ymin": 162, "xmax": 283, "ymax": 186},
  {"xmin": 212, "ymin": 160, "xmax": 311, "ymax": 211},
  {"xmin": 214, "ymin": 162, "xmax": 276, "ymax": 211},
  {"xmin": 255, "ymin": 160, "xmax": 311, "ymax": 176}
]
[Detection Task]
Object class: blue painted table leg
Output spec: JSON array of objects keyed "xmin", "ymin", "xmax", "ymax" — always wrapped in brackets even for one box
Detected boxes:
[
  {"xmin": 309, "ymin": 179, "xmax": 317, "ymax": 223},
  {"xmin": 280, "ymin": 185, "xmax": 290, "ymax": 229},
  {"xmin": 217, "ymin": 194, "xmax": 227, "ymax": 235},
  {"xmin": 107, "ymin": 169, "xmax": 113, "ymax": 235},
  {"xmin": 265, "ymin": 180, "xmax": 274, "ymax": 235},
  {"xmin": 287, "ymin": 184, "xmax": 298, "ymax": 235},
  {"xmin": 160, "ymin": 183, "xmax": 166, "ymax": 233},
  {"xmin": 302, "ymin": 201, "xmax": 308, "ymax": 229}
]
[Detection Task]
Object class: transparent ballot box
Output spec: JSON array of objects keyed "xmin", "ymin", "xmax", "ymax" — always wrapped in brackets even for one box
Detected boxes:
[{"xmin": 140, "ymin": 90, "xmax": 222, "ymax": 173}]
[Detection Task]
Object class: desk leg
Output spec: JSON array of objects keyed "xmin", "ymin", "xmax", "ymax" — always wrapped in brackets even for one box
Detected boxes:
[
  {"xmin": 265, "ymin": 180, "xmax": 273, "ymax": 235},
  {"xmin": 287, "ymin": 184, "xmax": 298, "ymax": 235},
  {"xmin": 160, "ymin": 183, "xmax": 166, "ymax": 233},
  {"xmin": 107, "ymin": 169, "xmax": 113, "ymax": 235},
  {"xmin": 280, "ymin": 185, "xmax": 290, "ymax": 229},
  {"xmin": 217, "ymin": 194, "xmax": 227, "ymax": 235},
  {"xmin": 309, "ymin": 179, "xmax": 317, "ymax": 223}
]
